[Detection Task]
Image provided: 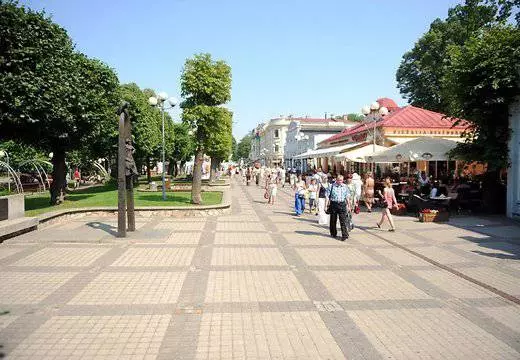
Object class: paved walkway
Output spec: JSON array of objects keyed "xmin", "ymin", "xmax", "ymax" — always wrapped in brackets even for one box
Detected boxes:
[{"xmin": 1, "ymin": 178, "xmax": 520, "ymax": 359}]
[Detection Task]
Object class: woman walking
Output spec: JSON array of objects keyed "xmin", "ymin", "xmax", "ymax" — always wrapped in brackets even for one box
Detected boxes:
[
  {"xmin": 267, "ymin": 175, "xmax": 278, "ymax": 205},
  {"xmin": 317, "ymin": 175, "xmax": 330, "ymax": 225},
  {"xmin": 376, "ymin": 178, "xmax": 398, "ymax": 231},
  {"xmin": 364, "ymin": 172, "xmax": 375, "ymax": 212},
  {"xmin": 294, "ymin": 175, "xmax": 306, "ymax": 216}
]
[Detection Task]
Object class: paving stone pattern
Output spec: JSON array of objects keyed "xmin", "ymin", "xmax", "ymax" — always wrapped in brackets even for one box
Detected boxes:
[{"xmin": 1, "ymin": 176, "xmax": 520, "ymax": 359}]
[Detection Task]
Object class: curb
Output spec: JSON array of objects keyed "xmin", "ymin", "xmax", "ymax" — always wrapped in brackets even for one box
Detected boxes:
[{"xmin": 37, "ymin": 189, "xmax": 230, "ymax": 223}]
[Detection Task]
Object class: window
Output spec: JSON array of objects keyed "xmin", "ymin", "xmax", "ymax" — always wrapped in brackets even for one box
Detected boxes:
[
  {"xmin": 275, "ymin": 145, "xmax": 279, "ymax": 153},
  {"xmin": 274, "ymin": 129, "xmax": 279, "ymax": 138}
]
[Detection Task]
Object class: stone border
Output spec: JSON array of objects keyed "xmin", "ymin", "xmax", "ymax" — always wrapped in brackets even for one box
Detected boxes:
[
  {"xmin": 0, "ymin": 188, "xmax": 230, "ymax": 241},
  {"xmin": 37, "ymin": 189, "xmax": 229, "ymax": 223}
]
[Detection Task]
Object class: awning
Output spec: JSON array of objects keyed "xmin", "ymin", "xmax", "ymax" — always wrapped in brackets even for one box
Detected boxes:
[
  {"xmin": 293, "ymin": 143, "xmax": 361, "ymax": 159},
  {"xmin": 335, "ymin": 144, "xmax": 388, "ymax": 163},
  {"xmin": 367, "ymin": 137, "xmax": 459, "ymax": 163}
]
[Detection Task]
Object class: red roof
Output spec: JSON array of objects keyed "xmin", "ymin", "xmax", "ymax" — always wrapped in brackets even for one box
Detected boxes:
[
  {"xmin": 377, "ymin": 97, "xmax": 399, "ymax": 111},
  {"xmin": 320, "ymin": 105, "xmax": 467, "ymax": 145}
]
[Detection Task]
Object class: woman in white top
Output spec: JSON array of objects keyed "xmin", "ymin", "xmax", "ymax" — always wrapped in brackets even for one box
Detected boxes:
[
  {"xmin": 317, "ymin": 175, "xmax": 330, "ymax": 225},
  {"xmin": 294, "ymin": 175, "xmax": 306, "ymax": 216}
]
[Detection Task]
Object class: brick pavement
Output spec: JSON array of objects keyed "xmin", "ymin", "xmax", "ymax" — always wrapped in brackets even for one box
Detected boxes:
[{"xmin": 0, "ymin": 176, "xmax": 520, "ymax": 359}]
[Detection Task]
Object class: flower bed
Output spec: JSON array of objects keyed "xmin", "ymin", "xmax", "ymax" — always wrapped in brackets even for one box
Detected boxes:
[{"xmin": 419, "ymin": 209, "xmax": 449, "ymax": 222}]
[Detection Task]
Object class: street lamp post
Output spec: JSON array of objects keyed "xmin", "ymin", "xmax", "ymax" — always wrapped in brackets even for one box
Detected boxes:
[
  {"xmin": 149, "ymin": 92, "xmax": 178, "ymax": 201},
  {"xmin": 0, "ymin": 150, "xmax": 10, "ymax": 193},
  {"xmin": 362, "ymin": 101, "xmax": 389, "ymax": 172}
]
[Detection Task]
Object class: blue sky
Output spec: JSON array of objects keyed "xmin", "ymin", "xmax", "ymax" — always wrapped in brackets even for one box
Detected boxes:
[{"xmin": 24, "ymin": 0, "xmax": 461, "ymax": 139}]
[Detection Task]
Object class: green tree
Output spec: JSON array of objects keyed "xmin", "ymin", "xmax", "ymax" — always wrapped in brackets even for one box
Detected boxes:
[
  {"xmin": 235, "ymin": 134, "xmax": 252, "ymax": 162},
  {"xmin": 0, "ymin": 2, "xmax": 120, "ymax": 203},
  {"xmin": 396, "ymin": 0, "xmax": 520, "ymax": 212},
  {"xmin": 181, "ymin": 53, "xmax": 232, "ymax": 204},
  {"xmin": 347, "ymin": 113, "xmax": 364, "ymax": 122},
  {"xmin": 204, "ymin": 107, "xmax": 233, "ymax": 181},
  {"xmin": 444, "ymin": 25, "xmax": 520, "ymax": 211},
  {"xmin": 166, "ymin": 122, "xmax": 195, "ymax": 177},
  {"xmin": 396, "ymin": 0, "xmax": 516, "ymax": 112}
]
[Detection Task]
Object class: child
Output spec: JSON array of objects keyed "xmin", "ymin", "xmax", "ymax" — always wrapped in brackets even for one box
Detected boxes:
[{"xmin": 308, "ymin": 178, "xmax": 318, "ymax": 214}]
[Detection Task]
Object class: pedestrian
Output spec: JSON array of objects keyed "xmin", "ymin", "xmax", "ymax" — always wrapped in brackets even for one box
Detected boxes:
[
  {"xmin": 294, "ymin": 175, "xmax": 306, "ymax": 216},
  {"xmin": 246, "ymin": 167, "xmax": 252, "ymax": 185},
  {"xmin": 268, "ymin": 175, "xmax": 278, "ymax": 205},
  {"xmin": 73, "ymin": 168, "xmax": 81, "ymax": 189},
  {"xmin": 317, "ymin": 175, "xmax": 330, "ymax": 225},
  {"xmin": 326, "ymin": 174, "xmax": 350, "ymax": 241},
  {"xmin": 352, "ymin": 173, "xmax": 363, "ymax": 213},
  {"xmin": 308, "ymin": 178, "xmax": 318, "ymax": 214},
  {"xmin": 290, "ymin": 170, "xmax": 297, "ymax": 189},
  {"xmin": 376, "ymin": 177, "xmax": 398, "ymax": 232},
  {"xmin": 279, "ymin": 166, "xmax": 286, "ymax": 188},
  {"xmin": 364, "ymin": 172, "xmax": 375, "ymax": 213}
]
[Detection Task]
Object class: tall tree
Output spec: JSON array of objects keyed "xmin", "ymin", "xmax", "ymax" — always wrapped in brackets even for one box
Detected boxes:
[
  {"xmin": 396, "ymin": 0, "xmax": 516, "ymax": 112},
  {"xmin": 234, "ymin": 134, "xmax": 252, "ymax": 162},
  {"xmin": 181, "ymin": 53, "xmax": 232, "ymax": 204},
  {"xmin": 166, "ymin": 122, "xmax": 195, "ymax": 177},
  {"xmin": 204, "ymin": 107, "xmax": 233, "ymax": 181},
  {"xmin": 0, "ymin": 2, "xmax": 120, "ymax": 203},
  {"xmin": 444, "ymin": 25, "xmax": 520, "ymax": 211},
  {"xmin": 396, "ymin": 0, "xmax": 520, "ymax": 212}
]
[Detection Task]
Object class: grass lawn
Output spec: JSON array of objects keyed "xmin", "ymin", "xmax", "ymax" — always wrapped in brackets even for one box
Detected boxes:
[{"xmin": 25, "ymin": 185, "xmax": 223, "ymax": 217}]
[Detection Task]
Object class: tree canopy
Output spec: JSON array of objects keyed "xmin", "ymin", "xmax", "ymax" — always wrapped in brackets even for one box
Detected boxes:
[
  {"xmin": 0, "ymin": 1, "xmax": 120, "ymax": 203},
  {"xmin": 396, "ymin": 0, "xmax": 518, "ymax": 112},
  {"xmin": 396, "ymin": 0, "xmax": 520, "ymax": 170},
  {"xmin": 234, "ymin": 134, "xmax": 252, "ymax": 162},
  {"xmin": 181, "ymin": 53, "xmax": 232, "ymax": 203}
]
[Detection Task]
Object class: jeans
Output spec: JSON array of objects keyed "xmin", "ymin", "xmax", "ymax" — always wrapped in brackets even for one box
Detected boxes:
[
  {"xmin": 329, "ymin": 201, "xmax": 349, "ymax": 239},
  {"xmin": 295, "ymin": 194, "xmax": 305, "ymax": 215}
]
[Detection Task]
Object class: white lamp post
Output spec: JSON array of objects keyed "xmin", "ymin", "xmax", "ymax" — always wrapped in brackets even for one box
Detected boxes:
[
  {"xmin": 149, "ymin": 93, "xmax": 178, "ymax": 200},
  {"xmin": 362, "ymin": 101, "xmax": 389, "ymax": 171}
]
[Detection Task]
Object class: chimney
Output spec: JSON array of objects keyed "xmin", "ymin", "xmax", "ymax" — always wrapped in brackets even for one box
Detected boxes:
[{"xmin": 325, "ymin": 112, "xmax": 327, "ymax": 119}]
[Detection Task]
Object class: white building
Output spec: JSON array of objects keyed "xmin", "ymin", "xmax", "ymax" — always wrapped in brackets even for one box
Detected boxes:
[
  {"xmin": 284, "ymin": 118, "xmax": 354, "ymax": 172},
  {"xmin": 250, "ymin": 117, "xmax": 292, "ymax": 167},
  {"xmin": 507, "ymin": 97, "xmax": 520, "ymax": 219}
]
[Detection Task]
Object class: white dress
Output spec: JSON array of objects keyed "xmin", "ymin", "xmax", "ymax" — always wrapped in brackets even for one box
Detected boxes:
[{"xmin": 318, "ymin": 183, "xmax": 330, "ymax": 226}]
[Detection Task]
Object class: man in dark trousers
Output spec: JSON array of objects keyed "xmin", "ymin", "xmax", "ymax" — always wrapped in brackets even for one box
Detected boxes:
[{"xmin": 325, "ymin": 174, "xmax": 350, "ymax": 241}]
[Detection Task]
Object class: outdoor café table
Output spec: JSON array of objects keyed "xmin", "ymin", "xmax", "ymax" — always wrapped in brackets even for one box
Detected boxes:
[{"xmin": 429, "ymin": 196, "xmax": 452, "ymax": 207}]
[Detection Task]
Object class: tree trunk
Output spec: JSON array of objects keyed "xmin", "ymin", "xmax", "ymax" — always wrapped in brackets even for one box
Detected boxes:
[
  {"xmin": 191, "ymin": 148, "xmax": 203, "ymax": 204},
  {"xmin": 209, "ymin": 157, "xmax": 219, "ymax": 183},
  {"xmin": 146, "ymin": 157, "xmax": 152, "ymax": 183},
  {"xmin": 50, "ymin": 150, "xmax": 66, "ymax": 205}
]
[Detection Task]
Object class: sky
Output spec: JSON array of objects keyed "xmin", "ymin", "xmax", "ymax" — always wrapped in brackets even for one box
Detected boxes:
[{"xmin": 23, "ymin": 0, "xmax": 462, "ymax": 139}]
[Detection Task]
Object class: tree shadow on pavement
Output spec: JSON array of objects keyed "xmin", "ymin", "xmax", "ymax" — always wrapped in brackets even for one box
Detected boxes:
[{"xmin": 86, "ymin": 222, "xmax": 118, "ymax": 237}]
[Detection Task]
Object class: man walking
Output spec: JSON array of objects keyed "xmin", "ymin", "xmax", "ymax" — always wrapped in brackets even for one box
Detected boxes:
[{"xmin": 326, "ymin": 174, "xmax": 350, "ymax": 241}]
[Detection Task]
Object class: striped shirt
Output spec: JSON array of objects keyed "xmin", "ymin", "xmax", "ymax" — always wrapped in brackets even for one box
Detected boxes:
[{"xmin": 327, "ymin": 182, "xmax": 350, "ymax": 203}]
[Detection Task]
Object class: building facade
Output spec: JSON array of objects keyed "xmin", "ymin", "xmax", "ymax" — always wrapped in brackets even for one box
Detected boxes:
[
  {"xmin": 315, "ymin": 98, "xmax": 468, "ymax": 175},
  {"xmin": 284, "ymin": 118, "xmax": 353, "ymax": 171},
  {"xmin": 249, "ymin": 117, "xmax": 292, "ymax": 167}
]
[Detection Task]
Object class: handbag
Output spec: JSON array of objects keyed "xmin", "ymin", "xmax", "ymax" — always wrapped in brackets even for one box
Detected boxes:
[
  {"xmin": 354, "ymin": 205, "xmax": 360, "ymax": 214},
  {"xmin": 264, "ymin": 191, "xmax": 269, "ymax": 199}
]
